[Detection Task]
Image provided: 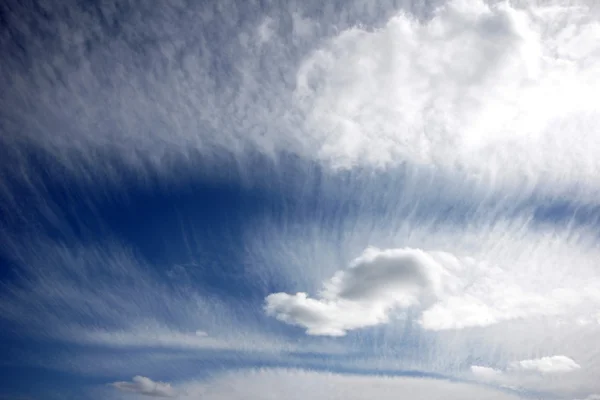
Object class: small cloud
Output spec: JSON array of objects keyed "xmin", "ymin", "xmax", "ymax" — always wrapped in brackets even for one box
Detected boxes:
[
  {"xmin": 110, "ymin": 376, "xmax": 177, "ymax": 398},
  {"xmin": 472, "ymin": 355, "xmax": 581, "ymax": 384},
  {"xmin": 195, "ymin": 330, "xmax": 208, "ymax": 337},
  {"xmin": 509, "ymin": 355, "xmax": 581, "ymax": 374},
  {"xmin": 471, "ymin": 365, "xmax": 503, "ymax": 381},
  {"xmin": 257, "ymin": 17, "xmax": 275, "ymax": 43}
]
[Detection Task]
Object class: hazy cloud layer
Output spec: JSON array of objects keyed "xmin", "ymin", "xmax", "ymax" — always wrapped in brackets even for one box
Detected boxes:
[{"xmin": 174, "ymin": 368, "xmax": 525, "ymax": 400}]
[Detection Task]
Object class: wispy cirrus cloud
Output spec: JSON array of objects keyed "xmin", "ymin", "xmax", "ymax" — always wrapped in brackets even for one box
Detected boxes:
[{"xmin": 2, "ymin": 0, "xmax": 599, "ymax": 204}]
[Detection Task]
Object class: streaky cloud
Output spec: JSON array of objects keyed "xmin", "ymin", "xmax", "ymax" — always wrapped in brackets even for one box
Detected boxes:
[{"xmin": 172, "ymin": 368, "xmax": 526, "ymax": 400}]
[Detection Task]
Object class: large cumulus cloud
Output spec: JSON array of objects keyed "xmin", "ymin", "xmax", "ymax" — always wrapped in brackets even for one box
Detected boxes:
[
  {"xmin": 265, "ymin": 247, "xmax": 448, "ymax": 336},
  {"xmin": 295, "ymin": 0, "xmax": 600, "ymax": 198},
  {"xmin": 265, "ymin": 243, "xmax": 600, "ymax": 335}
]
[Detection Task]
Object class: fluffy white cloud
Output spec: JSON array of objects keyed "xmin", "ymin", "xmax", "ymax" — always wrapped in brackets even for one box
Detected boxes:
[
  {"xmin": 265, "ymin": 237, "xmax": 600, "ymax": 335},
  {"xmin": 509, "ymin": 355, "xmax": 581, "ymax": 374},
  {"xmin": 4, "ymin": 0, "xmax": 600, "ymax": 205},
  {"xmin": 110, "ymin": 376, "xmax": 177, "ymax": 398},
  {"xmin": 265, "ymin": 247, "xmax": 448, "ymax": 336},
  {"xmin": 296, "ymin": 0, "xmax": 600, "ymax": 198}
]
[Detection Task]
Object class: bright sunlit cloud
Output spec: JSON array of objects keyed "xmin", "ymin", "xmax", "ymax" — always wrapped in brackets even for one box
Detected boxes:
[
  {"xmin": 265, "ymin": 247, "xmax": 447, "ymax": 336},
  {"xmin": 264, "ymin": 228, "xmax": 600, "ymax": 335},
  {"xmin": 295, "ymin": 0, "xmax": 600, "ymax": 199}
]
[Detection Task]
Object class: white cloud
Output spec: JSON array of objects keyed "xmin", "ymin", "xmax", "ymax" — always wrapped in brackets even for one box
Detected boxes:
[
  {"xmin": 265, "ymin": 247, "xmax": 448, "ymax": 336},
  {"xmin": 4, "ymin": 0, "xmax": 600, "ymax": 205},
  {"xmin": 471, "ymin": 365, "xmax": 504, "ymax": 381},
  {"xmin": 509, "ymin": 355, "xmax": 581, "ymax": 374},
  {"xmin": 110, "ymin": 376, "xmax": 177, "ymax": 398},
  {"xmin": 4, "ymin": 2, "xmax": 600, "ymax": 399},
  {"xmin": 470, "ymin": 355, "xmax": 581, "ymax": 389},
  {"xmin": 265, "ymin": 236, "xmax": 600, "ymax": 335},
  {"xmin": 295, "ymin": 0, "xmax": 600, "ymax": 198},
  {"xmin": 247, "ymin": 212, "xmax": 600, "ymax": 395}
]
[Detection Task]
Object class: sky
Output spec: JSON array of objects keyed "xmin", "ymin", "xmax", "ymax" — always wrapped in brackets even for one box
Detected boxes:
[{"xmin": 1, "ymin": 0, "xmax": 600, "ymax": 398}]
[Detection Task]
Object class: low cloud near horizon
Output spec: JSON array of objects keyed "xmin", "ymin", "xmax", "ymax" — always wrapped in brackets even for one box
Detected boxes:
[{"xmin": 109, "ymin": 369, "xmax": 526, "ymax": 400}]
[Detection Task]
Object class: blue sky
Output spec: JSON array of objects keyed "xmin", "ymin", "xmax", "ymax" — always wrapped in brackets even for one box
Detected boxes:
[{"xmin": 2, "ymin": 0, "xmax": 600, "ymax": 399}]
